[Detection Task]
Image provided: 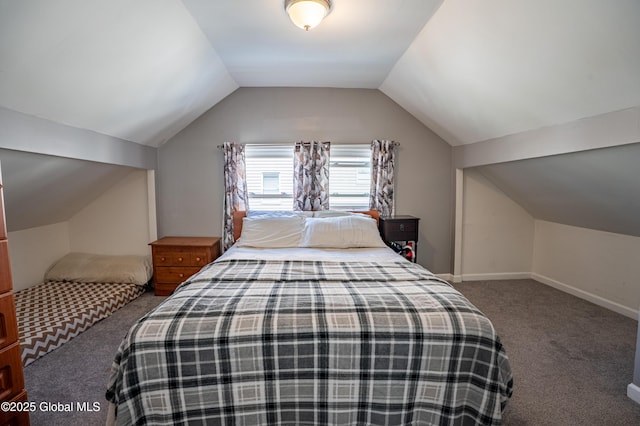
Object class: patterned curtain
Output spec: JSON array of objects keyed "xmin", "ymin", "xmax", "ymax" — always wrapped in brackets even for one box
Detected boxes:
[
  {"xmin": 222, "ymin": 142, "xmax": 249, "ymax": 250},
  {"xmin": 369, "ymin": 139, "xmax": 397, "ymax": 218},
  {"xmin": 293, "ymin": 141, "xmax": 331, "ymax": 211}
]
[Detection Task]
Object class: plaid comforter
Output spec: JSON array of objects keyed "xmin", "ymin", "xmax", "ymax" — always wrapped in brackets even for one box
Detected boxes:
[{"xmin": 107, "ymin": 259, "xmax": 512, "ymax": 425}]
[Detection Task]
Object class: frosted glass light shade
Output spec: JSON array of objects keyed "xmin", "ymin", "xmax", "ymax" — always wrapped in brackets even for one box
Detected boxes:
[{"xmin": 285, "ymin": 0, "xmax": 331, "ymax": 31}]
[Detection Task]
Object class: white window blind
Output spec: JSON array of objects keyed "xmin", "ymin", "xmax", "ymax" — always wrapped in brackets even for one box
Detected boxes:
[
  {"xmin": 329, "ymin": 145, "xmax": 371, "ymax": 210},
  {"xmin": 245, "ymin": 145, "xmax": 294, "ymax": 210},
  {"xmin": 262, "ymin": 172, "xmax": 280, "ymax": 194},
  {"xmin": 245, "ymin": 144, "xmax": 371, "ymax": 211}
]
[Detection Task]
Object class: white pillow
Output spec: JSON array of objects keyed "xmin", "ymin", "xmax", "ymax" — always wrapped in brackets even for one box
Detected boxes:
[
  {"xmin": 247, "ymin": 210, "xmax": 312, "ymax": 218},
  {"xmin": 312, "ymin": 210, "xmax": 358, "ymax": 218},
  {"xmin": 299, "ymin": 215, "xmax": 386, "ymax": 248},
  {"xmin": 44, "ymin": 252, "xmax": 153, "ymax": 286},
  {"xmin": 236, "ymin": 216, "xmax": 305, "ymax": 248}
]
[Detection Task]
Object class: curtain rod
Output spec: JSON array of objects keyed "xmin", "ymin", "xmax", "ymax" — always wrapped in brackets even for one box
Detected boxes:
[
  {"xmin": 216, "ymin": 141, "xmax": 400, "ymax": 149},
  {"xmin": 216, "ymin": 142, "xmax": 296, "ymax": 149}
]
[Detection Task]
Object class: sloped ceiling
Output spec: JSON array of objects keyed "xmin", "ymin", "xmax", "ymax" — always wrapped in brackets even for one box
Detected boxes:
[
  {"xmin": 0, "ymin": 0, "xmax": 238, "ymax": 147},
  {"xmin": 476, "ymin": 142, "xmax": 640, "ymax": 237},
  {"xmin": 1, "ymin": 0, "xmax": 638, "ymax": 148},
  {"xmin": 0, "ymin": 149, "xmax": 135, "ymax": 232},
  {"xmin": 0, "ymin": 1, "xmax": 639, "ymax": 237},
  {"xmin": 381, "ymin": 0, "xmax": 640, "ymax": 145}
]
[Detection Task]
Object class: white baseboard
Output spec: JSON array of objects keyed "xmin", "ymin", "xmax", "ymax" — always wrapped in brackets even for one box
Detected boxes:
[
  {"xmin": 461, "ymin": 272, "xmax": 531, "ymax": 282},
  {"xmin": 531, "ymin": 273, "xmax": 637, "ymax": 320},
  {"xmin": 628, "ymin": 383, "xmax": 640, "ymax": 405},
  {"xmin": 453, "ymin": 270, "xmax": 638, "ymax": 319},
  {"xmin": 435, "ymin": 273, "xmax": 453, "ymax": 282}
]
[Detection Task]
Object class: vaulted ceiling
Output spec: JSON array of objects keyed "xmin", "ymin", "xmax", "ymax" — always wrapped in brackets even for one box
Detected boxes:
[
  {"xmin": 0, "ymin": 0, "xmax": 639, "ymax": 237},
  {"xmin": 1, "ymin": 0, "xmax": 638, "ymax": 148},
  {"xmin": 476, "ymin": 143, "xmax": 640, "ymax": 237},
  {"xmin": 0, "ymin": 149, "xmax": 133, "ymax": 231}
]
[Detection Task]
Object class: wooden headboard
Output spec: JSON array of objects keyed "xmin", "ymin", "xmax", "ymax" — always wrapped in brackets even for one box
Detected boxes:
[{"xmin": 232, "ymin": 210, "xmax": 380, "ymax": 243}]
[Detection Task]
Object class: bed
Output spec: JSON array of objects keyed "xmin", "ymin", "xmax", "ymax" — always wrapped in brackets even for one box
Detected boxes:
[
  {"xmin": 106, "ymin": 211, "xmax": 513, "ymax": 425},
  {"xmin": 16, "ymin": 252, "xmax": 152, "ymax": 367}
]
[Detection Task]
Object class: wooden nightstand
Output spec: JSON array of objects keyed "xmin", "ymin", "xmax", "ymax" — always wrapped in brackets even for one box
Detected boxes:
[
  {"xmin": 150, "ymin": 237, "xmax": 221, "ymax": 296},
  {"xmin": 379, "ymin": 215, "xmax": 420, "ymax": 262}
]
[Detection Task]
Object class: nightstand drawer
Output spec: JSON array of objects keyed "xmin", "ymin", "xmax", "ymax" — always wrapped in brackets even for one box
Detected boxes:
[
  {"xmin": 381, "ymin": 222, "xmax": 418, "ymax": 241},
  {"xmin": 153, "ymin": 251, "xmax": 186, "ymax": 266},
  {"xmin": 153, "ymin": 249, "xmax": 192, "ymax": 266},
  {"xmin": 380, "ymin": 217, "xmax": 419, "ymax": 242},
  {"xmin": 155, "ymin": 267, "xmax": 203, "ymax": 284},
  {"xmin": 153, "ymin": 248, "xmax": 213, "ymax": 267},
  {"xmin": 190, "ymin": 248, "xmax": 213, "ymax": 266}
]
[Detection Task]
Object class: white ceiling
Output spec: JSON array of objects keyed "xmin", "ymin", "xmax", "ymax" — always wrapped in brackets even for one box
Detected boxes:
[
  {"xmin": 0, "ymin": 0, "xmax": 238, "ymax": 147},
  {"xmin": 0, "ymin": 149, "xmax": 134, "ymax": 232},
  {"xmin": 381, "ymin": 0, "xmax": 640, "ymax": 145},
  {"xmin": 182, "ymin": 0, "xmax": 440, "ymax": 88},
  {"xmin": 0, "ymin": 0, "xmax": 639, "ymax": 148},
  {"xmin": 476, "ymin": 142, "xmax": 640, "ymax": 237}
]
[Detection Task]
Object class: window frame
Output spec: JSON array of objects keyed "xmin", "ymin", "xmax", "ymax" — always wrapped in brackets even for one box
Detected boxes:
[
  {"xmin": 328, "ymin": 144, "xmax": 371, "ymax": 210},
  {"xmin": 244, "ymin": 143, "xmax": 371, "ymax": 211}
]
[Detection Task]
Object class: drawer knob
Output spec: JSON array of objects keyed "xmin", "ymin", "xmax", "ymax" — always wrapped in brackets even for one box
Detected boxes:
[
  {"xmin": 161, "ymin": 257, "xmax": 166, "ymax": 261},
  {"xmin": 177, "ymin": 257, "xmax": 183, "ymax": 262},
  {"xmin": 179, "ymin": 273, "xmax": 184, "ymax": 278},
  {"xmin": 195, "ymin": 257, "xmax": 201, "ymax": 262}
]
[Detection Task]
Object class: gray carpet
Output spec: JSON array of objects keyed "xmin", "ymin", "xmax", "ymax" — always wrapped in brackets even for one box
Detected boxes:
[
  {"xmin": 455, "ymin": 279, "xmax": 640, "ymax": 425},
  {"xmin": 23, "ymin": 290, "xmax": 165, "ymax": 426},
  {"xmin": 22, "ymin": 280, "xmax": 640, "ymax": 425}
]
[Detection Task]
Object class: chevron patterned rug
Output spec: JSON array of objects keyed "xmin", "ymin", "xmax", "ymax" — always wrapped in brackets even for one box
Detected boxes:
[{"xmin": 15, "ymin": 281, "xmax": 145, "ymax": 366}]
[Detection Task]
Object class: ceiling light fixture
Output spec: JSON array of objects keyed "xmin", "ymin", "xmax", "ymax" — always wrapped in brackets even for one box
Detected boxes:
[{"xmin": 284, "ymin": 0, "xmax": 332, "ymax": 31}]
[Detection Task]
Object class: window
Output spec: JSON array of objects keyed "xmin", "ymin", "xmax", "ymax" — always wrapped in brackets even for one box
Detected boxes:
[
  {"xmin": 329, "ymin": 145, "xmax": 371, "ymax": 210},
  {"xmin": 262, "ymin": 172, "xmax": 280, "ymax": 194},
  {"xmin": 245, "ymin": 144, "xmax": 371, "ymax": 211},
  {"xmin": 245, "ymin": 145, "xmax": 293, "ymax": 210}
]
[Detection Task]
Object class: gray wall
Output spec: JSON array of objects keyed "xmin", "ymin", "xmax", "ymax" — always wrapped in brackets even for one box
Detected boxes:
[{"xmin": 157, "ymin": 87, "xmax": 453, "ymax": 273}]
